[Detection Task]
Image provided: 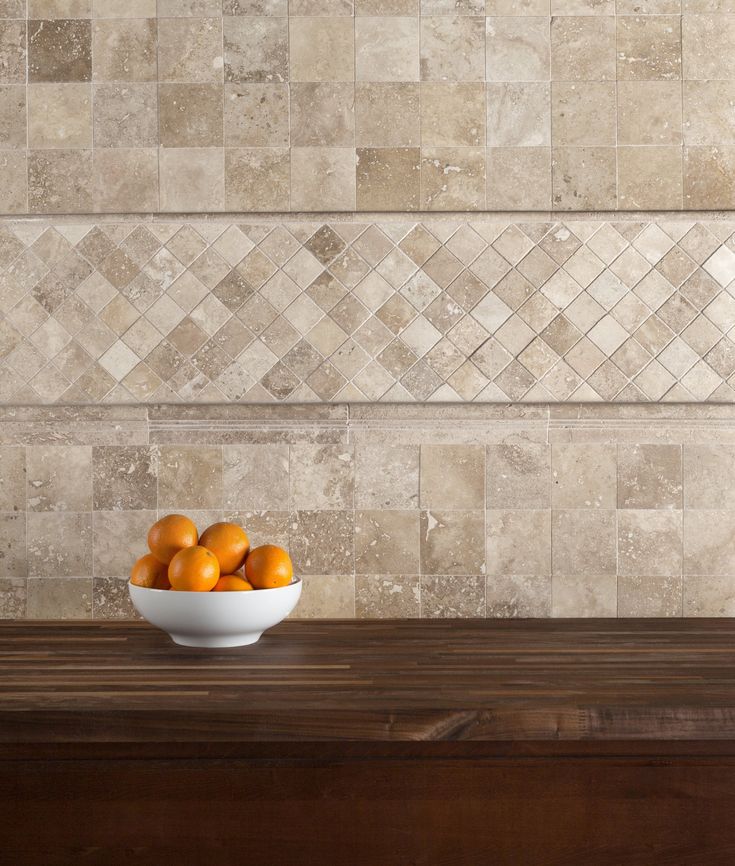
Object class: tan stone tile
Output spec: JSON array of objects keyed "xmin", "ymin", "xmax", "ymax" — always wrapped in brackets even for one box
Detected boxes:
[
  {"xmin": 28, "ymin": 19, "xmax": 90, "ymax": 83},
  {"xmin": 486, "ymin": 147, "xmax": 552, "ymax": 209},
  {"xmin": 486, "ymin": 17, "xmax": 549, "ymax": 81},
  {"xmin": 160, "ymin": 147, "xmax": 224, "ymax": 211},
  {"xmin": 291, "ymin": 574, "xmax": 355, "ymax": 618},
  {"xmin": 684, "ymin": 147, "xmax": 735, "ymax": 209},
  {"xmin": 421, "ymin": 83, "xmax": 485, "ymax": 147},
  {"xmin": 355, "ymin": 82, "xmax": 420, "ymax": 146},
  {"xmin": 93, "ymin": 509, "xmax": 153, "ymax": 575},
  {"xmin": 93, "ymin": 576, "xmax": 139, "ymax": 619},
  {"xmin": 92, "ymin": 446, "xmax": 157, "ymax": 510},
  {"xmin": 356, "ymin": 17, "xmax": 419, "ymax": 81},
  {"xmin": 684, "ymin": 575, "xmax": 735, "ymax": 616},
  {"xmin": 552, "ymin": 147, "xmax": 616, "ymax": 210},
  {"xmin": 487, "ymin": 509, "xmax": 551, "ymax": 575},
  {"xmin": 224, "ymin": 83, "xmax": 289, "ymax": 147},
  {"xmin": 0, "ymin": 85, "xmax": 25, "ymax": 148},
  {"xmin": 487, "ymin": 574, "xmax": 551, "ymax": 617},
  {"xmin": 222, "ymin": 444, "xmax": 289, "ymax": 510},
  {"xmin": 618, "ymin": 444, "xmax": 682, "ymax": 509},
  {"xmin": 157, "ymin": 17, "xmax": 223, "ymax": 83},
  {"xmin": 28, "ymin": 150, "xmax": 93, "ymax": 213},
  {"xmin": 682, "ymin": 14, "xmax": 735, "ymax": 80},
  {"xmin": 420, "ymin": 509, "xmax": 484, "ymax": 574},
  {"xmin": 550, "ymin": 16, "xmax": 616, "ymax": 80},
  {"xmin": 26, "ymin": 445, "xmax": 92, "ymax": 511},
  {"xmin": 355, "ymin": 574, "xmax": 420, "ymax": 617},
  {"xmin": 420, "ymin": 444, "xmax": 485, "ymax": 509},
  {"xmin": 0, "ymin": 446, "xmax": 25, "ymax": 512},
  {"xmin": 356, "ymin": 147, "xmax": 421, "ymax": 210},
  {"xmin": 420, "ymin": 16, "xmax": 486, "ymax": 81},
  {"xmin": 354, "ymin": 509, "xmax": 419, "ymax": 573},
  {"xmin": 683, "ymin": 444, "xmax": 735, "ymax": 508},
  {"xmin": 618, "ymin": 146, "xmax": 683, "ymax": 210},
  {"xmin": 225, "ymin": 148, "xmax": 289, "ymax": 211},
  {"xmin": 354, "ymin": 444, "xmax": 419, "ymax": 508},
  {"xmin": 618, "ymin": 574, "xmax": 681, "ymax": 617},
  {"xmin": 552, "ymin": 573, "xmax": 616, "ymax": 616},
  {"xmin": 289, "ymin": 444, "xmax": 353, "ymax": 510},
  {"xmin": 289, "ymin": 509, "xmax": 354, "ymax": 575},
  {"xmin": 27, "ymin": 511, "xmax": 92, "ymax": 577},
  {"xmin": 27, "ymin": 83, "xmax": 91, "ymax": 149},
  {"xmin": 0, "ymin": 514, "xmax": 25, "ymax": 577},
  {"xmin": 619, "ymin": 509, "xmax": 682, "ymax": 577},
  {"xmin": 224, "ymin": 17, "xmax": 288, "ymax": 83},
  {"xmin": 618, "ymin": 81, "xmax": 682, "ymax": 146},
  {"xmin": 27, "ymin": 577, "xmax": 92, "ymax": 619},
  {"xmin": 157, "ymin": 445, "xmax": 222, "ymax": 509},
  {"xmin": 290, "ymin": 82, "xmax": 354, "ymax": 147},
  {"xmin": 93, "ymin": 148, "xmax": 158, "ymax": 212},
  {"xmin": 0, "ymin": 21, "xmax": 26, "ymax": 86},
  {"xmin": 684, "ymin": 82, "xmax": 735, "ymax": 146},
  {"xmin": 617, "ymin": 15, "xmax": 681, "ymax": 80},
  {"xmin": 291, "ymin": 147, "xmax": 356, "ymax": 211},
  {"xmin": 93, "ymin": 82, "xmax": 157, "ymax": 148},
  {"xmin": 91, "ymin": 19, "xmax": 154, "ymax": 82},
  {"xmin": 552, "ymin": 509, "xmax": 616, "ymax": 575},
  {"xmin": 421, "ymin": 575, "xmax": 485, "ymax": 617},
  {"xmin": 421, "ymin": 147, "xmax": 485, "ymax": 210},
  {"xmin": 159, "ymin": 83, "xmax": 223, "ymax": 148},
  {"xmin": 289, "ymin": 17, "xmax": 354, "ymax": 81},
  {"xmin": 551, "ymin": 444, "xmax": 616, "ymax": 508},
  {"xmin": 552, "ymin": 82, "xmax": 615, "ymax": 146},
  {"xmin": 487, "ymin": 83, "xmax": 549, "ymax": 147},
  {"xmin": 487, "ymin": 441, "xmax": 550, "ymax": 508},
  {"xmin": 0, "ymin": 578, "xmax": 26, "ymax": 619}
]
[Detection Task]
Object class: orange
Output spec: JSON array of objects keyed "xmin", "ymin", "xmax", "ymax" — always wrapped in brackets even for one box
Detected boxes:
[
  {"xmin": 130, "ymin": 553, "xmax": 170, "ymax": 590},
  {"xmin": 199, "ymin": 522, "xmax": 250, "ymax": 574},
  {"xmin": 168, "ymin": 545, "xmax": 220, "ymax": 592},
  {"xmin": 213, "ymin": 575, "xmax": 254, "ymax": 592},
  {"xmin": 148, "ymin": 514, "xmax": 198, "ymax": 565},
  {"xmin": 245, "ymin": 544, "xmax": 293, "ymax": 589}
]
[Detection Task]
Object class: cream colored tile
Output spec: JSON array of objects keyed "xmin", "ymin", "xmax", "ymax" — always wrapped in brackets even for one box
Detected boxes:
[
  {"xmin": 550, "ymin": 16, "xmax": 616, "ymax": 80},
  {"xmin": 290, "ymin": 17, "xmax": 355, "ymax": 81},
  {"xmin": 421, "ymin": 16, "xmax": 486, "ymax": 81},
  {"xmin": 356, "ymin": 17, "xmax": 419, "ymax": 81},
  {"xmin": 486, "ymin": 17, "xmax": 550, "ymax": 81},
  {"xmin": 487, "ymin": 83, "xmax": 550, "ymax": 147},
  {"xmin": 487, "ymin": 147, "xmax": 552, "ymax": 209},
  {"xmin": 618, "ymin": 146, "xmax": 683, "ymax": 210}
]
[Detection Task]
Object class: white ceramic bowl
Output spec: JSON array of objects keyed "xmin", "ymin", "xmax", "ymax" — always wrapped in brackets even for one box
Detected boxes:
[{"xmin": 128, "ymin": 578, "xmax": 302, "ymax": 648}]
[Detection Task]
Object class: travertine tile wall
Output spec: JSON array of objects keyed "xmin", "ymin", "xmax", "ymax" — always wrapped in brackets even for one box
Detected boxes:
[
  {"xmin": 4, "ymin": 217, "xmax": 735, "ymax": 404},
  {"xmin": 3, "ymin": 0, "xmax": 735, "ymax": 212},
  {"xmin": 2, "ymin": 404, "xmax": 735, "ymax": 620}
]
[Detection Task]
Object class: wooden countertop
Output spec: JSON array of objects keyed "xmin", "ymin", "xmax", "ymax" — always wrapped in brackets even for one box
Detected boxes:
[{"xmin": 3, "ymin": 619, "xmax": 735, "ymax": 747}]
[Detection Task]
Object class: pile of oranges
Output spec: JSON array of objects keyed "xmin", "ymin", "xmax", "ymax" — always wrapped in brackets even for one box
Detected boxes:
[{"xmin": 130, "ymin": 514, "xmax": 293, "ymax": 593}]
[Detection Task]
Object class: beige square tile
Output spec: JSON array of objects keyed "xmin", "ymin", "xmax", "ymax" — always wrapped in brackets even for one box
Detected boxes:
[
  {"xmin": 552, "ymin": 147, "xmax": 616, "ymax": 210},
  {"xmin": 27, "ymin": 445, "xmax": 92, "ymax": 512},
  {"xmin": 420, "ymin": 509, "xmax": 485, "ymax": 574},
  {"xmin": 0, "ymin": 578, "xmax": 26, "ymax": 619},
  {"xmin": 27, "ymin": 578, "xmax": 92, "ymax": 619},
  {"xmin": 93, "ymin": 148, "xmax": 158, "ymax": 212},
  {"xmin": 0, "ymin": 85, "xmax": 25, "ymax": 148},
  {"xmin": 289, "ymin": 509, "xmax": 354, "ymax": 575},
  {"xmin": 93, "ymin": 509, "xmax": 153, "ymax": 575},
  {"xmin": 290, "ymin": 444, "xmax": 354, "ymax": 510},
  {"xmin": 159, "ymin": 83, "xmax": 223, "ymax": 148},
  {"xmin": 551, "ymin": 443, "xmax": 616, "ymax": 508},
  {"xmin": 486, "ymin": 147, "xmax": 552, "ymax": 209},
  {"xmin": 684, "ymin": 575, "xmax": 735, "ymax": 617},
  {"xmin": 356, "ymin": 17, "xmax": 419, "ymax": 81},
  {"xmin": 93, "ymin": 82, "xmax": 157, "ymax": 148},
  {"xmin": 682, "ymin": 14, "xmax": 735, "ymax": 80},
  {"xmin": 487, "ymin": 509, "xmax": 551, "ymax": 575},
  {"xmin": 160, "ymin": 147, "xmax": 224, "ymax": 212},
  {"xmin": 355, "ymin": 574, "xmax": 420, "ymax": 618},
  {"xmin": 0, "ymin": 514, "xmax": 25, "ymax": 578},
  {"xmin": 552, "ymin": 573, "xmax": 616, "ymax": 617},
  {"xmin": 224, "ymin": 83, "xmax": 289, "ymax": 147},
  {"xmin": 355, "ymin": 82, "xmax": 421, "ymax": 146},
  {"xmin": 355, "ymin": 509, "xmax": 419, "ymax": 573},
  {"xmin": 684, "ymin": 82, "xmax": 735, "ymax": 146},
  {"xmin": 618, "ymin": 509, "xmax": 682, "ymax": 577},
  {"xmin": 222, "ymin": 444, "xmax": 289, "ymax": 510},
  {"xmin": 0, "ymin": 446, "xmax": 25, "ymax": 512},
  {"xmin": 354, "ymin": 444, "xmax": 419, "ymax": 508},
  {"xmin": 551, "ymin": 82, "xmax": 615, "ymax": 146},
  {"xmin": 618, "ymin": 574, "xmax": 682, "ymax": 617},
  {"xmin": 487, "ymin": 573, "xmax": 551, "ymax": 617},
  {"xmin": 684, "ymin": 510, "xmax": 735, "ymax": 575},
  {"xmin": 356, "ymin": 148, "xmax": 421, "ymax": 210},
  {"xmin": 225, "ymin": 148, "xmax": 289, "ymax": 211},
  {"xmin": 486, "ymin": 17, "xmax": 550, "ymax": 81},
  {"xmin": 487, "ymin": 83, "xmax": 550, "ymax": 147},
  {"xmin": 28, "ymin": 83, "xmax": 91, "ymax": 149},
  {"xmin": 420, "ymin": 16, "xmax": 486, "ymax": 81},
  {"xmin": 224, "ymin": 17, "xmax": 288, "ymax": 83},
  {"xmin": 421, "ymin": 83, "xmax": 486, "ymax": 147},
  {"xmin": 28, "ymin": 150, "xmax": 93, "ymax": 213},
  {"xmin": 421, "ymin": 575, "xmax": 485, "ymax": 617},
  {"xmin": 683, "ymin": 444, "xmax": 735, "ymax": 509},
  {"xmin": 486, "ymin": 441, "xmax": 550, "ymax": 508},
  {"xmin": 290, "ymin": 82, "xmax": 355, "ymax": 147},
  {"xmin": 0, "ymin": 20, "xmax": 26, "ymax": 85},
  {"xmin": 618, "ymin": 146, "xmax": 683, "ymax": 210},
  {"xmin": 158, "ymin": 445, "xmax": 222, "ymax": 509},
  {"xmin": 93, "ymin": 577, "xmax": 140, "ymax": 619},
  {"xmin": 420, "ymin": 444, "xmax": 485, "ymax": 509},
  {"xmin": 91, "ymin": 19, "xmax": 156, "ymax": 82},
  {"xmin": 618, "ymin": 81, "xmax": 682, "ymax": 145},
  {"xmin": 290, "ymin": 17, "xmax": 355, "ymax": 81},
  {"xmin": 292, "ymin": 575, "xmax": 355, "ymax": 618},
  {"xmin": 157, "ymin": 16, "xmax": 223, "ymax": 83},
  {"xmin": 291, "ymin": 147, "xmax": 356, "ymax": 211},
  {"xmin": 93, "ymin": 446, "xmax": 157, "ymax": 510},
  {"xmin": 552, "ymin": 509, "xmax": 616, "ymax": 575},
  {"xmin": 550, "ymin": 16, "xmax": 616, "ymax": 80},
  {"xmin": 617, "ymin": 15, "xmax": 681, "ymax": 80},
  {"xmin": 618, "ymin": 444, "xmax": 682, "ymax": 509},
  {"xmin": 27, "ymin": 512, "xmax": 92, "ymax": 577},
  {"xmin": 421, "ymin": 147, "xmax": 486, "ymax": 209}
]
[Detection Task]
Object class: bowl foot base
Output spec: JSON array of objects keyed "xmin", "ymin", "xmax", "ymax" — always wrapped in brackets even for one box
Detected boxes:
[{"xmin": 169, "ymin": 632, "xmax": 263, "ymax": 648}]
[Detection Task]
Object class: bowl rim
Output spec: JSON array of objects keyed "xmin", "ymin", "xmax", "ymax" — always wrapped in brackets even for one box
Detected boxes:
[{"xmin": 129, "ymin": 576, "xmax": 301, "ymax": 593}]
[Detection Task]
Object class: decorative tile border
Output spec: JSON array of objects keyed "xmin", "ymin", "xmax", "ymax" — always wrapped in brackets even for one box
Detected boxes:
[
  {"xmin": 3, "ymin": 218, "xmax": 735, "ymax": 403},
  {"xmin": 2, "ymin": 403, "xmax": 735, "ymax": 620}
]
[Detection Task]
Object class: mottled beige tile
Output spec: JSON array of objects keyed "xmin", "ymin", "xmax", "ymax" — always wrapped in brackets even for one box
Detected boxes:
[
  {"xmin": 355, "ymin": 444, "xmax": 419, "ymax": 508},
  {"xmin": 486, "ymin": 17, "xmax": 550, "ymax": 81},
  {"xmin": 91, "ymin": 18, "xmax": 155, "ymax": 82},
  {"xmin": 421, "ymin": 83, "xmax": 485, "ymax": 147},
  {"xmin": 487, "ymin": 441, "xmax": 550, "ymax": 508},
  {"xmin": 618, "ymin": 444, "xmax": 682, "ymax": 509},
  {"xmin": 682, "ymin": 13, "xmax": 735, "ymax": 80},
  {"xmin": 93, "ymin": 509, "xmax": 152, "ymax": 575},
  {"xmin": 225, "ymin": 147, "xmax": 289, "ymax": 211},
  {"xmin": 421, "ymin": 16, "xmax": 486, "ymax": 81},
  {"xmin": 290, "ymin": 444, "xmax": 354, "ymax": 509},
  {"xmin": 421, "ymin": 574, "xmax": 485, "ymax": 617},
  {"xmin": 290, "ymin": 82, "xmax": 355, "ymax": 147},
  {"xmin": 486, "ymin": 573, "xmax": 550, "ymax": 617},
  {"xmin": 92, "ymin": 446, "xmax": 157, "ymax": 510},
  {"xmin": 684, "ymin": 82, "xmax": 735, "ymax": 146},
  {"xmin": 355, "ymin": 574, "xmax": 420, "ymax": 617},
  {"xmin": 0, "ymin": 447, "xmax": 25, "ymax": 512},
  {"xmin": 550, "ymin": 16, "xmax": 616, "ymax": 80},
  {"xmin": 291, "ymin": 575, "xmax": 355, "ymax": 618},
  {"xmin": 420, "ymin": 509, "xmax": 484, "ymax": 574},
  {"xmin": 618, "ymin": 509, "xmax": 682, "ymax": 576},
  {"xmin": 617, "ymin": 15, "xmax": 681, "ymax": 80},
  {"xmin": 0, "ymin": 578, "xmax": 26, "ymax": 619},
  {"xmin": 618, "ymin": 574, "xmax": 681, "ymax": 617},
  {"xmin": 421, "ymin": 146, "xmax": 486, "ymax": 210},
  {"xmin": 356, "ymin": 147, "xmax": 421, "ymax": 210},
  {"xmin": 684, "ymin": 510, "xmax": 735, "ymax": 575},
  {"xmin": 552, "ymin": 573, "xmax": 616, "ymax": 616},
  {"xmin": 291, "ymin": 147, "xmax": 356, "ymax": 210},
  {"xmin": 356, "ymin": 16, "xmax": 419, "ymax": 81},
  {"xmin": 93, "ymin": 576, "xmax": 139, "ymax": 619},
  {"xmin": 27, "ymin": 83, "xmax": 91, "ymax": 149},
  {"xmin": 684, "ymin": 147, "xmax": 735, "ymax": 209},
  {"xmin": 0, "ymin": 151, "xmax": 27, "ymax": 212},
  {"xmin": 552, "ymin": 509, "xmax": 616, "ymax": 575},
  {"xmin": 92, "ymin": 148, "xmax": 158, "ymax": 212},
  {"xmin": 159, "ymin": 83, "xmax": 224, "ymax": 148},
  {"xmin": 420, "ymin": 444, "xmax": 485, "ymax": 509},
  {"xmin": 157, "ymin": 16, "xmax": 223, "ymax": 83},
  {"xmin": 0, "ymin": 20, "xmax": 26, "ymax": 85},
  {"xmin": 355, "ymin": 509, "xmax": 419, "ymax": 573},
  {"xmin": 683, "ymin": 445, "xmax": 735, "ymax": 508},
  {"xmin": 290, "ymin": 17, "xmax": 354, "ymax": 81},
  {"xmin": 160, "ymin": 147, "xmax": 224, "ymax": 211},
  {"xmin": 28, "ymin": 149, "xmax": 93, "ymax": 213},
  {"xmin": 223, "ymin": 444, "xmax": 289, "ymax": 510},
  {"xmin": 26, "ymin": 445, "xmax": 92, "ymax": 511},
  {"xmin": 27, "ymin": 512, "xmax": 92, "ymax": 577},
  {"xmin": 27, "ymin": 577, "xmax": 92, "ymax": 619},
  {"xmin": 486, "ymin": 147, "xmax": 551, "ymax": 209},
  {"xmin": 552, "ymin": 82, "xmax": 615, "ymax": 146},
  {"xmin": 158, "ymin": 445, "xmax": 222, "ymax": 509},
  {"xmin": 684, "ymin": 575, "xmax": 735, "ymax": 616},
  {"xmin": 618, "ymin": 146, "xmax": 683, "ymax": 210},
  {"xmin": 290, "ymin": 509, "xmax": 354, "ymax": 575},
  {"xmin": 487, "ymin": 83, "xmax": 549, "ymax": 147},
  {"xmin": 225, "ymin": 83, "xmax": 289, "ymax": 147},
  {"xmin": 551, "ymin": 443, "xmax": 616, "ymax": 508},
  {"xmin": 93, "ymin": 82, "xmax": 157, "ymax": 148},
  {"xmin": 355, "ymin": 82, "xmax": 420, "ymax": 146},
  {"xmin": 0, "ymin": 514, "xmax": 26, "ymax": 577},
  {"xmin": 618, "ymin": 81, "xmax": 682, "ymax": 146},
  {"xmin": 487, "ymin": 508, "xmax": 550, "ymax": 575},
  {"xmin": 552, "ymin": 147, "xmax": 616, "ymax": 210},
  {"xmin": 224, "ymin": 16, "xmax": 288, "ymax": 83}
]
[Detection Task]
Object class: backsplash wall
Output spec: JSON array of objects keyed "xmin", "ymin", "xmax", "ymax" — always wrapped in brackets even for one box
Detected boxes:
[
  {"xmin": 2, "ymin": 1, "xmax": 735, "ymax": 212},
  {"xmin": 2, "ymin": 403, "xmax": 735, "ymax": 621}
]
